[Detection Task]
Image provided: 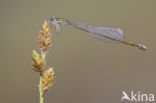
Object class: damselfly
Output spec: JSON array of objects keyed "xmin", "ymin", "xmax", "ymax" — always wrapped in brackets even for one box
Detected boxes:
[{"xmin": 50, "ymin": 16, "xmax": 147, "ymax": 50}]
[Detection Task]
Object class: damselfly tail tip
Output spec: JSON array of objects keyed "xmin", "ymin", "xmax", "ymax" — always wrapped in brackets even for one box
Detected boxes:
[{"xmin": 138, "ymin": 44, "xmax": 147, "ymax": 50}]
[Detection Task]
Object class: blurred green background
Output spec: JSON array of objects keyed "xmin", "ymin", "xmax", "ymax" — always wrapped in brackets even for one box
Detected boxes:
[{"xmin": 0, "ymin": 0, "xmax": 156, "ymax": 103}]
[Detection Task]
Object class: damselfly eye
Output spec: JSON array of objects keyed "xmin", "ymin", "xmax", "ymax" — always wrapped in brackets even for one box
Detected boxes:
[{"xmin": 50, "ymin": 16, "xmax": 55, "ymax": 21}]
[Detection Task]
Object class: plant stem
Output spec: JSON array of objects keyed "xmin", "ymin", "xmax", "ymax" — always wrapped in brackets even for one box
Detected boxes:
[
  {"xmin": 40, "ymin": 48, "xmax": 46, "ymax": 103},
  {"xmin": 40, "ymin": 75, "xmax": 43, "ymax": 103}
]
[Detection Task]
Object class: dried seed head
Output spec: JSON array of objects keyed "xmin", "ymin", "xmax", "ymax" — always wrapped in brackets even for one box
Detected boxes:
[
  {"xmin": 42, "ymin": 67, "xmax": 54, "ymax": 93},
  {"xmin": 32, "ymin": 50, "xmax": 45, "ymax": 72},
  {"xmin": 39, "ymin": 21, "xmax": 52, "ymax": 51}
]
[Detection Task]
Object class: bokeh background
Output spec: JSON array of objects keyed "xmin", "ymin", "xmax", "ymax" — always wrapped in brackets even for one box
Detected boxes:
[{"xmin": 0, "ymin": 0, "xmax": 156, "ymax": 103}]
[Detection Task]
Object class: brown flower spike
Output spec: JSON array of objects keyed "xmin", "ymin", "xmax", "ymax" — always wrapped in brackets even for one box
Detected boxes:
[
  {"xmin": 32, "ymin": 50, "xmax": 45, "ymax": 72},
  {"xmin": 39, "ymin": 21, "xmax": 52, "ymax": 52},
  {"xmin": 42, "ymin": 67, "xmax": 55, "ymax": 95}
]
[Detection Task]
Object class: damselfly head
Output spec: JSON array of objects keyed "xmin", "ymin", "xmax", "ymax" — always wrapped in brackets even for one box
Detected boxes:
[{"xmin": 50, "ymin": 16, "xmax": 56, "ymax": 22}]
